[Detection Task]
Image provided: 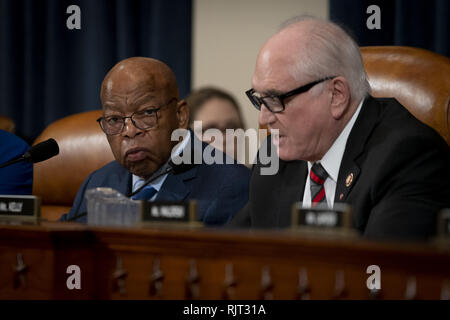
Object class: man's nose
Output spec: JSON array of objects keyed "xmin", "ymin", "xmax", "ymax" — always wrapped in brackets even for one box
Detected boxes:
[
  {"xmin": 122, "ymin": 117, "xmax": 142, "ymax": 138},
  {"xmin": 258, "ymin": 104, "xmax": 276, "ymax": 127}
]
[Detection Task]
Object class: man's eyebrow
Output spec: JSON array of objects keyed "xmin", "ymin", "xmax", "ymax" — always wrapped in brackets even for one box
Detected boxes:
[{"xmin": 260, "ymin": 89, "xmax": 283, "ymax": 96}]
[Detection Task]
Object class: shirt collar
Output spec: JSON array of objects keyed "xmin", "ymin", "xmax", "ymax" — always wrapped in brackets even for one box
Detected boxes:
[
  {"xmin": 308, "ymin": 97, "xmax": 364, "ymax": 182},
  {"xmin": 132, "ymin": 129, "xmax": 191, "ymax": 192}
]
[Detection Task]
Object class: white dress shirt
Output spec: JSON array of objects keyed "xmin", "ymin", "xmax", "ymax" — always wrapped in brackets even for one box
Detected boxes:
[
  {"xmin": 302, "ymin": 98, "xmax": 364, "ymax": 208},
  {"xmin": 132, "ymin": 130, "xmax": 191, "ymax": 200}
]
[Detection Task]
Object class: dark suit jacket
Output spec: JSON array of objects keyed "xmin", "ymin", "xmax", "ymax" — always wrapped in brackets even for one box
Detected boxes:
[
  {"xmin": 60, "ymin": 134, "xmax": 250, "ymax": 225},
  {"xmin": 230, "ymin": 96, "xmax": 450, "ymax": 240}
]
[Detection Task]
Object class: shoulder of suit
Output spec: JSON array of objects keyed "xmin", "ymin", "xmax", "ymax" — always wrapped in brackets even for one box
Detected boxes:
[
  {"xmin": 0, "ymin": 129, "xmax": 29, "ymax": 154},
  {"xmin": 87, "ymin": 160, "xmax": 128, "ymax": 179},
  {"xmin": 368, "ymin": 97, "xmax": 446, "ymax": 145}
]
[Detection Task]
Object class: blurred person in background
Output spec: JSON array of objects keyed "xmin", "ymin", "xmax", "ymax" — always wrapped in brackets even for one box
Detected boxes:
[{"xmin": 186, "ymin": 87, "xmax": 247, "ymax": 163}]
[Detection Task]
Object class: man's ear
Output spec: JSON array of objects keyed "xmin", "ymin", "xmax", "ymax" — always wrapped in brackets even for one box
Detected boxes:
[
  {"xmin": 329, "ymin": 77, "xmax": 351, "ymax": 120},
  {"xmin": 176, "ymin": 99, "xmax": 189, "ymax": 129}
]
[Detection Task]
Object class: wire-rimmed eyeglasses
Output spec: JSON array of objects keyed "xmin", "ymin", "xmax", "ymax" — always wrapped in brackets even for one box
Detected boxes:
[{"xmin": 97, "ymin": 97, "xmax": 178, "ymax": 135}]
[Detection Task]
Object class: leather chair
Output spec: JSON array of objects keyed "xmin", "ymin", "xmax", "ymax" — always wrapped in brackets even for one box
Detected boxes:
[
  {"xmin": 0, "ymin": 115, "xmax": 15, "ymax": 133},
  {"xmin": 33, "ymin": 110, "xmax": 114, "ymax": 221},
  {"xmin": 361, "ymin": 46, "xmax": 450, "ymax": 145}
]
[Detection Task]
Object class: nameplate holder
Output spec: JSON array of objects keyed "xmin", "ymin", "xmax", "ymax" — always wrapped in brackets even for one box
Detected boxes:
[
  {"xmin": 0, "ymin": 195, "xmax": 41, "ymax": 225},
  {"xmin": 291, "ymin": 202, "xmax": 355, "ymax": 237},
  {"xmin": 139, "ymin": 200, "xmax": 202, "ymax": 228}
]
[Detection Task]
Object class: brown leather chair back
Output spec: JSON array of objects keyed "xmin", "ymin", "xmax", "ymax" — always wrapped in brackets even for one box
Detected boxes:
[
  {"xmin": 361, "ymin": 46, "xmax": 450, "ymax": 145},
  {"xmin": 0, "ymin": 115, "xmax": 15, "ymax": 133},
  {"xmin": 33, "ymin": 110, "xmax": 114, "ymax": 221}
]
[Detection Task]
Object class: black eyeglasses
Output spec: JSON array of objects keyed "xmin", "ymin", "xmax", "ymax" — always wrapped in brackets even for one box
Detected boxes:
[
  {"xmin": 97, "ymin": 97, "xmax": 178, "ymax": 135},
  {"xmin": 245, "ymin": 76, "xmax": 336, "ymax": 113}
]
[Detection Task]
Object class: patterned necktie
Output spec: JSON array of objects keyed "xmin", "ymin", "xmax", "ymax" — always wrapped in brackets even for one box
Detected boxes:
[
  {"xmin": 131, "ymin": 185, "xmax": 157, "ymax": 201},
  {"xmin": 310, "ymin": 163, "xmax": 329, "ymax": 207}
]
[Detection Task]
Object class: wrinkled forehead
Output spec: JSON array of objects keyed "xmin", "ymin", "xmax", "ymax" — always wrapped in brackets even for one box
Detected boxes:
[
  {"xmin": 252, "ymin": 27, "xmax": 311, "ymax": 92},
  {"xmin": 252, "ymin": 52, "xmax": 298, "ymax": 93},
  {"xmin": 103, "ymin": 65, "xmax": 163, "ymax": 93},
  {"xmin": 101, "ymin": 70, "xmax": 173, "ymax": 108}
]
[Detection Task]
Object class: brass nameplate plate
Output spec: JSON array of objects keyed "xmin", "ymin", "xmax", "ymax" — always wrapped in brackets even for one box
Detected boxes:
[
  {"xmin": 139, "ymin": 200, "xmax": 201, "ymax": 227},
  {"xmin": 0, "ymin": 195, "xmax": 41, "ymax": 224},
  {"xmin": 291, "ymin": 202, "xmax": 354, "ymax": 235}
]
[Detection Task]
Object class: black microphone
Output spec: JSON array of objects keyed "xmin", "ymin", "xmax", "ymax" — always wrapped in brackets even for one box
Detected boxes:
[
  {"xmin": 68, "ymin": 153, "xmax": 199, "ymax": 221},
  {"xmin": 0, "ymin": 138, "xmax": 59, "ymax": 168},
  {"xmin": 126, "ymin": 159, "xmax": 198, "ymax": 198}
]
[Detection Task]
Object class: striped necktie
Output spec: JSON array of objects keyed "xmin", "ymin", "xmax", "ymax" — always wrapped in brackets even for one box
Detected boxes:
[
  {"xmin": 131, "ymin": 185, "xmax": 157, "ymax": 201},
  {"xmin": 310, "ymin": 163, "xmax": 329, "ymax": 207}
]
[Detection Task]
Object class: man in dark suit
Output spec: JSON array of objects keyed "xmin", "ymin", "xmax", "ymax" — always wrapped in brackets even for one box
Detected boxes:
[
  {"xmin": 230, "ymin": 16, "xmax": 450, "ymax": 240},
  {"xmin": 60, "ymin": 57, "xmax": 250, "ymax": 225}
]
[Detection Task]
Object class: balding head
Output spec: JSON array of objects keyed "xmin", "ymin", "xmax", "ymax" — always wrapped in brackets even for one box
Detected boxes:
[
  {"xmin": 101, "ymin": 57, "xmax": 179, "ymax": 108},
  {"xmin": 99, "ymin": 57, "xmax": 189, "ymax": 179}
]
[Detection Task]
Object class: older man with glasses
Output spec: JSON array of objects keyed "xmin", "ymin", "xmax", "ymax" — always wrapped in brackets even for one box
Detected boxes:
[
  {"xmin": 230, "ymin": 16, "xmax": 450, "ymax": 240},
  {"xmin": 60, "ymin": 57, "xmax": 250, "ymax": 225}
]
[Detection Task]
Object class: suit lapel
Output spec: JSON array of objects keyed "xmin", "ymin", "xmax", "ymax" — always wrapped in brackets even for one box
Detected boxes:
[
  {"xmin": 154, "ymin": 129, "xmax": 201, "ymax": 202},
  {"xmin": 334, "ymin": 162, "xmax": 360, "ymax": 203},
  {"xmin": 334, "ymin": 96, "xmax": 381, "ymax": 203},
  {"xmin": 155, "ymin": 159, "xmax": 197, "ymax": 202},
  {"xmin": 276, "ymin": 160, "xmax": 308, "ymax": 226},
  {"xmin": 111, "ymin": 163, "xmax": 133, "ymax": 196}
]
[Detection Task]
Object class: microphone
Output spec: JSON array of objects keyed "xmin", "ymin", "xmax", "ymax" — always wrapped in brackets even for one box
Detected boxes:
[
  {"xmin": 0, "ymin": 138, "xmax": 59, "ymax": 168},
  {"xmin": 127, "ymin": 159, "xmax": 198, "ymax": 198},
  {"xmin": 67, "ymin": 158, "xmax": 198, "ymax": 222}
]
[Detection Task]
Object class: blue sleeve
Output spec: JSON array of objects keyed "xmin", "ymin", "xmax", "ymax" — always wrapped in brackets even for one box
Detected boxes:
[{"xmin": 0, "ymin": 130, "xmax": 33, "ymax": 195}]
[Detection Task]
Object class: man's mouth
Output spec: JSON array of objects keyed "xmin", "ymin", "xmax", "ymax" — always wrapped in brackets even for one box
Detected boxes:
[
  {"xmin": 125, "ymin": 147, "xmax": 149, "ymax": 162},
  {"xmin": 271, "ymin": 132, "xmax": 286, "ymax": 147}
]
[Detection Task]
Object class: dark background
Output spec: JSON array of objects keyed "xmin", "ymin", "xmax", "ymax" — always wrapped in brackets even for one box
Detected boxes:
[
  {"xmin": 0, "ymin": 0, "xmax": 448, "ymax": 144},
  {"xmin": 0, "ymin": 0, "xmax": 192, "ymax": 143},
  {"xmin": 330, "ymin": 0, "xmax": 449, "ymax": 56}
]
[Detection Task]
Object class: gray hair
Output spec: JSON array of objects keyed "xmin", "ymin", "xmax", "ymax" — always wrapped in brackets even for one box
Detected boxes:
[{"xmin": 279, "ymin": 15, "xmax": 371, "ymax": 102}]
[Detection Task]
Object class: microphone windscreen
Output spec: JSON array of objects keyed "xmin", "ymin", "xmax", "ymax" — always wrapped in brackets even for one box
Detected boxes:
[
  {"xmin": 168, "ymin": 159, "xmax": 197, "ymax": 174},
  {"xmin": 25, "ymin": 138, "xmax": 60, "ymax": 163}
]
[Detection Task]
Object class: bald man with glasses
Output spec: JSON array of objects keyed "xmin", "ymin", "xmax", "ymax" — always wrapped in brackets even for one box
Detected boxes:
[
  {"xmin": 230, "ymin": 16, "xmax": 450, "ymax": 240},
  {"xmin": 60, "ymin": 57, "xmax": 250, "ymax": 225}
]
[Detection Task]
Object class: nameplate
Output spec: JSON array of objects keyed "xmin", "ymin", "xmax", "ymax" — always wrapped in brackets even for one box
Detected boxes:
[
  {"xmin": 291, "ymin": 202, "xmax": 353, "ymax": 234},
  {"xmin": 139, "ymin": 201, "xmax": 200, "ymax": 227},
  {"xmin": 0, "ymin": 195, "xmax": 41, "ymax": 224}
]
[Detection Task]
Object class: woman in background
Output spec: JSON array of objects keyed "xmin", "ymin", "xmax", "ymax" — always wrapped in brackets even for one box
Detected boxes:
[{"xmin": 186, "ymin": 87, "xmax": 246, "ymax": 163}]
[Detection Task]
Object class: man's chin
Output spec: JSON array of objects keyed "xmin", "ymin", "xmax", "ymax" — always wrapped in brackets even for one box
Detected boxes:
[
  {"xmin": 126, "ymin": 161, "xmax": 158, "ymax": 179},
  {"xmin": 276, "ymin": 148, "xmax": 298, "ymax": 162}
]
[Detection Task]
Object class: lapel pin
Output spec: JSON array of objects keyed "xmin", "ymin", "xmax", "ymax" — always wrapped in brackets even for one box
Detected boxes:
[{"xmin": 345, "ymin": 173, "xmax": 354, "ymax": 188}]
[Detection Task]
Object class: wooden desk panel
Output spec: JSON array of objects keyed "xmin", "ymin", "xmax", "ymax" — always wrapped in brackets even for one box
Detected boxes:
[{"xmin": 0, "ymin": 223, "xmax": 449, "ymax": 299}]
